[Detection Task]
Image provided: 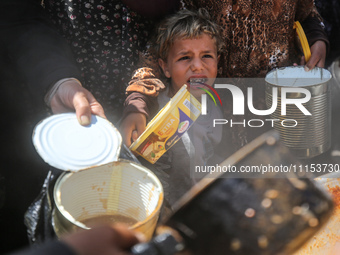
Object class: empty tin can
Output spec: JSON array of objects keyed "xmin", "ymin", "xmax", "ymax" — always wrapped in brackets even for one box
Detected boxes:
[
  {"xmin": 32, "ymin": 113, "xmax": 164, "ymax": 240},
  {"xmin": 265, "ymin": 66, "xmax": 332, "ymax": 158}
]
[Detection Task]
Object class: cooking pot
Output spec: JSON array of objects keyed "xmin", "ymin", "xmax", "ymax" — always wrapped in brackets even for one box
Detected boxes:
[
  {"xmin": 132, "ymin": 130, "xmax": 334, "ymax": 255},
  {"xmin": 294, "ymin": 172, "xmax": 340, "ymax": 255}
]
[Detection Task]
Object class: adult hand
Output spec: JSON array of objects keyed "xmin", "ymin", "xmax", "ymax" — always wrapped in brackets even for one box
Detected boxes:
[
  {"xmin": 120, "ymin": 113, "xmax": 147, "ymax": 147},
  {"xmin": 301, "ymin": 40, "xmax": 327, "ymax": 71},
  {"xmin": 50, "ymin": 80, "xmax": 106, "ymax": 126},
  {"xmin": 61, "ymin": 224, "xmax": 143, "ymax": 255}
]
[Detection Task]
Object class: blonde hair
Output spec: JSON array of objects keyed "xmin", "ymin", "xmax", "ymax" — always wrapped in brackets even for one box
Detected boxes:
[{"xmin": 154, "ymin": 8, "xmax": 224, "ymax": 61}]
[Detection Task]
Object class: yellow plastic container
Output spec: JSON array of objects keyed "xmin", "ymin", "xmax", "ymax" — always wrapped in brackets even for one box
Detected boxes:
[{"xmin": 130, "ymin": 85, "xmax": 201, "ymax": 164}]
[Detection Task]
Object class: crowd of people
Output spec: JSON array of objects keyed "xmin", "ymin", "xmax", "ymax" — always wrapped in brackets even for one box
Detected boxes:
[{"xmin": 1, "ymin": 0, "xmax": 339, "ymax": 254}]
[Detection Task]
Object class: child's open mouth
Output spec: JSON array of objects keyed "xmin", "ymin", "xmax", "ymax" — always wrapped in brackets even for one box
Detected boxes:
[{"xmin": 188, "ymin": 78, "xmax": 208, "ymax": 88}]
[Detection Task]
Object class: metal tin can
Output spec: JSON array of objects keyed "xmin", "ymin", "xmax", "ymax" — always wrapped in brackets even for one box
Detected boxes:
[
  {"xmin": 52, "ymin": 160, "xmax": 163, "ymax": 240},
  {"xmin": 265, "ymin": 66, "xmax": 332, "ymax": 158},
  {"xmin": 32, "ymin": 113, "xmax": 164, "ymax": 240}
]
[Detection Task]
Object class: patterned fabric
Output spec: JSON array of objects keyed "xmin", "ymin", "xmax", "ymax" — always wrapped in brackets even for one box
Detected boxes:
[
  {"xmin": 183, "ymin": 0, "xmax": 324, "ymax": 78},
  {"xmin": 126, "ymin": 67, "xmax": 165, "ymax": 96},
  {"xmin": 43, "ymin": 0, "xmax": 155, "ymax": 123}
]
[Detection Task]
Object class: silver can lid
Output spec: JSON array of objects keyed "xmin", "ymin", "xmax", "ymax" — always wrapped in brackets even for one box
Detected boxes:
[{"xmin": 32, "ymin": 113, "xmax": 122, "ymax": 172}]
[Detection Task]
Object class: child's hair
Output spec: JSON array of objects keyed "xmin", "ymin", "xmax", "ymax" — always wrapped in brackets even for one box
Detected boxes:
[{"xmin": 154, "ymin": 8, "xmax": 224, "ymax": 61}]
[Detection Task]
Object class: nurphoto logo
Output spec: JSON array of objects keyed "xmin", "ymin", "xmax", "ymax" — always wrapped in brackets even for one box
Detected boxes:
[
  {"xmin": 201, "ymin": 84, "xmax": 311, "ymax": 116},
  {"xmin": 199, "ymin": 81, "xmax": 312, "ymax": 128}
]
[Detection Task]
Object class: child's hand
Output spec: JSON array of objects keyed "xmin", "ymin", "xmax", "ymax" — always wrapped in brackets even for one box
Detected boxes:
[
  {"xmin": 120, "ymin": 113, "xmax": 147, "ymax": 147},
  {"xmin": 300, "ymin": 40, "xmax": 326, "ymax": 71}
]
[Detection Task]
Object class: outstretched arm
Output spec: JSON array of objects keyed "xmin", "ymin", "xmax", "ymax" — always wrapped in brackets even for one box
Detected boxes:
[{"xmin": 120, "ymin": 67, "xmax": 166, "ymax": 146}]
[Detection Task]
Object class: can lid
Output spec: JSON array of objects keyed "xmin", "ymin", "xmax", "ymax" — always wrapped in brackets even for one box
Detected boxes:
[{"xmin": 32, "ymin": 113, "xmax": 122, "ymax": 172}]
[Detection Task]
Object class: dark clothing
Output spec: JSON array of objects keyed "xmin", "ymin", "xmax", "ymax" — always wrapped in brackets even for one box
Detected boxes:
[
  {"xmin": 0, "ymin": 37, "xmax": 50, "ymax": 254},
  {"xmin": 8, "ymin": 241, "xmax": 75, "ymax": 255},
  {"xmin": 0, "ymin": 0, "xmax": 179, "ymax": 123},
  {"xmin": 0, "ymin": 0, "xmax": 160, "ymax": 123},
  {"xmin": 0, "ymin": 0, "xmax": 81, "ymax": 112},
  {"xmin": 315, "ymin": 0, "xmax": 340, "ymax": 66},
  {"xmin": 43, "ymin": 0, "xmax": 157, "ymax": 123},
  {"xmin": 0, "ymin": 2, "xmax": 79, "ymax": 252},
  {"xmin": 0, "ymin": 0, "xmax": 177, "ymax": 253}
]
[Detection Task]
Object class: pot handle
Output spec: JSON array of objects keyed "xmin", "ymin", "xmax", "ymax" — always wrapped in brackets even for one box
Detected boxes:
[
  {"xmin": 294, "ymin": 21, "xmax": 311, "ymax": 62},
  {"xmin": 131, "ymin": 232, "xmax": 185, "ymax": 255}
]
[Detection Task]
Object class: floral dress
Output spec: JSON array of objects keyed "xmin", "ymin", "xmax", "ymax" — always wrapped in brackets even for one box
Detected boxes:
[{"xmin": 43, "ymin": 0, "xmax": 155, "ymax": 123}]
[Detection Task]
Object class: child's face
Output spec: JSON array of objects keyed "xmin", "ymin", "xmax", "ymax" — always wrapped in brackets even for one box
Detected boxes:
[{"xmin": 159, "ymin": 34, "xmax": 219, "ymax": 97}]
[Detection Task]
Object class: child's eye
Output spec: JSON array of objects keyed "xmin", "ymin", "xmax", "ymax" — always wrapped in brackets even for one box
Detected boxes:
[
  {"xmin": 203, "ymin": 54, "xmax": 214, "ymax": 58},
  {"xmin": 178, "ymin": 56, "xmax": 190, "ymax": 61}
]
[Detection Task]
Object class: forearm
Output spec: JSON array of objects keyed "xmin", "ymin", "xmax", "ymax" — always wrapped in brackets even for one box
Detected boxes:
[
  {"xmin": 122, "ymin": 92, "xmax": 158, "ymax": 121},
  {"xmin": 296, "ymin": 0, "xmax": 329, "ymax": 52},
  {"xmin": 301, "ymin": 14, "xmax": 329, "ymax": 53}
]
